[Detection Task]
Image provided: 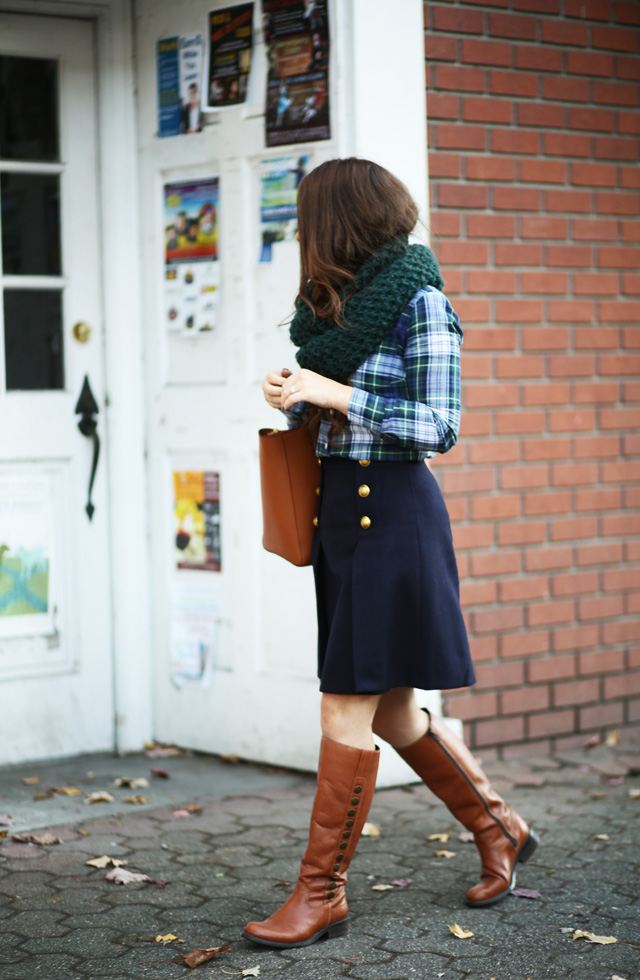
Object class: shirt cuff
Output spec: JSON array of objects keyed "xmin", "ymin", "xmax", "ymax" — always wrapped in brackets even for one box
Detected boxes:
[{"xmin": 347, "ymin": 387, "xmax": 384, "ymax": 435}]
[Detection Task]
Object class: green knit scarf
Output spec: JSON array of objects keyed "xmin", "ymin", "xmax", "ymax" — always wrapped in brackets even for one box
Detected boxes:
[{"xmin": 290, "ymin": 236, "xmax": 444, "ymax": 382}]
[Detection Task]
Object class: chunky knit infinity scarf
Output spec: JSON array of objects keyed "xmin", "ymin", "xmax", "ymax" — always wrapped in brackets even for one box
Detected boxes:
[{"xmin": 290, "ymin": 236, "xmax": 444, "ymax": 382}]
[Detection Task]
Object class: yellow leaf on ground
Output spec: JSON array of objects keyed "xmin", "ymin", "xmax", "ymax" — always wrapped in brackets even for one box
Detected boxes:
[
  {"xmin": 22, "ymin": 777, "xmax": 39, "ymax": 785},
  {"xmin": 428, "ymin": 833, "xmax": 450, "ymax": 842},
  {"xmin": 434, "ymin": 850, "xmax": 456, "ymax": 859},
  {"xmin": 371, "ymin": 884, "xmax": 394, "ymax": 891},
  {"xmin": 84, "ymin": 791, "xmax": 115, "ymax": 805},
  {"xmin": 449, "ymin": 923, "xmax": 474, "ymax": 939},
  {"xmin": 53, "ymin": 786, "xmax": 83, "ymax": 796},
  {"xmin": 594, "ymin": 834, "xmax": 610, "ymax": 841},
  {"xmin": 604, "ymin": 729, "xmax": 620, "ymax": 747},
  {"xmin": 573, "ymin": 930, "xmax": 617, "ymax": 945},
  {"xmin": 86, "ymin": 855, "xmax": 128, "ymax": 869},
  {"xmin": 362, "ymin": 822, "xmax": 380, "ymax": 837},
  {"xmin": 242, "ymin": 969, "xmax": 260, "ymax": 977},
  {"xmin": 122, "ymin": 795, "xmax": 147, "ymax": 805},
  {"xmin": 155, "ymin": 933, "xmax": 183, "ymax": 944}
]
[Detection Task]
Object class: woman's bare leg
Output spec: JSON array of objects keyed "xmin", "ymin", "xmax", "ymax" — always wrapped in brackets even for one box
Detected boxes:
[
  {"xmin": 372, "ymin": 687, "xmax": 429, "ymax": 747},
  {"xmin": 320, "ymin": 692, "xmax": 382, "ymax": 750}
]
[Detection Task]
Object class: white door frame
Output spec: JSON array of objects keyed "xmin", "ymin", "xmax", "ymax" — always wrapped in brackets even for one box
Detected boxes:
[{"xmin": 1, "ymin": 0, "xmax": 153, "ymax": 752}]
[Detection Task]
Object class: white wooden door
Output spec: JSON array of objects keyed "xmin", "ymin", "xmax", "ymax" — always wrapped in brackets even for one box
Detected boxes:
[{"xmin": 0, "ymin": 14, "xmax": 114, "ymax": 764}]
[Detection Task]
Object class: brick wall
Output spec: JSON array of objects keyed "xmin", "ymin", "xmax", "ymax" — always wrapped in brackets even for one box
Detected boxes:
[{"xmin": 424, "ymin": 0, "xmax": 640, "ymax": 755}]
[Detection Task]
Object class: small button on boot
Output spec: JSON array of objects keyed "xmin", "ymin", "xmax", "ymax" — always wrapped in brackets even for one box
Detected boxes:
[
  {"xmin": 243, "ymin": 737, "xmax": 379, "ymax": 948},
  {"xmin": 395, "ymin": 710, "xmax": 539, "ymax": 907}
]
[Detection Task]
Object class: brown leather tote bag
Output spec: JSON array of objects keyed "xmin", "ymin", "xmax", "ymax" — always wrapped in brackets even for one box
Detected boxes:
[{"xmin": 258, "ymin": 425, "xmax": 319, "ymax": 566}]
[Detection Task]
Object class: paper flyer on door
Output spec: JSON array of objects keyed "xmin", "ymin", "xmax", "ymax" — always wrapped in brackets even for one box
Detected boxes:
[
  {"xmin": 170, "ymin": 581, "xmax": 221, "ymax": 686},
  {"xmin": 205, "ymin": 3, "xmax": 254, "ymax": 109},
  {"xmin": 263, "ymin": 0, "xmax": 330, "ymax": 147},
  {"xmin": 163, "ymin": 178, "xmax": 220, "ymax": 336},
  {"xmin": 157, "ymin": 33, "xmax": 204, "ymax": 137},
  {"xmin": 173, "ymin": 471, "xmax": 222, "ymax": 572},
  {"xmin": 259, "ymin": 154, "xmax": 308, "ymax": 262},
  {"xmin": 0, "ymin": 474, "xmax": 54, "ymax": 638}
]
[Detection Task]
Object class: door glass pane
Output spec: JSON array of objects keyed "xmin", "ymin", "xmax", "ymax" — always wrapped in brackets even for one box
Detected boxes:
[
  {"xmin": 4, "ymin": 290, "xmax": 64, "ymax": 390},
  {"xmin": 0, "ymin": 56, "xmax": 59, "ymax": 162},
  {"xmin": 1, "ymin": 173, "xmax": 61, "ymax": 275}
]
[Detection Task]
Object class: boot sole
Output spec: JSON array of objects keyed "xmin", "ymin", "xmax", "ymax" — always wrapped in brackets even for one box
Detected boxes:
[
  {"xmin": 242, "ymin": 918, "xmax": 349, "ymax": 948},
  {"xmin": 465, "ymin": 829, "xmax": 540, "ymax": 908}
]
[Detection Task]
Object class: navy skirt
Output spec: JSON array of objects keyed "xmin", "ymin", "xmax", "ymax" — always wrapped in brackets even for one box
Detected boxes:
[{"xmin": 312, "ymin": 458, "xmax": 475, "ymax": 695}]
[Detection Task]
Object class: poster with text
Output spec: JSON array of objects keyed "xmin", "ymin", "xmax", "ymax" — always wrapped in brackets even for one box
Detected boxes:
[
  {"xmin": 170, "ymin": 581, "xmax": 220, "ymax": 686},
  {"xmin": 205, "ymin": 3, "xmax": 254, "ymax": 109},
  {"xmin": 174, "ymin": 471, "xmax": 222, "ymax": 572},
  {"xmin": 263, "ymin": 0, "xmax": 330, "ymax": 147},
  {"xmin": 164, "ymin": 178, "xmax": 220, "ymax": 335},
  {"xmin": 157, "ymin": 34, "xmax": 204, "ymax": 137},
  {"xmin": 0, "ymin": 475, "xmax": 54, "ymax": 638},
  {"xmin": 259, "ymin": 154, "xmax": 308, "ymax": 261}
]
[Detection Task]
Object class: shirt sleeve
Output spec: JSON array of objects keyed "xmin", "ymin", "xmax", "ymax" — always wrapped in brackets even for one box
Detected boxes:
[
  {"xmin": 346, "ymin": 290, "xmax": 462, "ymax": 455},
  {"xmin": 282, "ymin": 400, "xmax": 314, "ymax": 430}
]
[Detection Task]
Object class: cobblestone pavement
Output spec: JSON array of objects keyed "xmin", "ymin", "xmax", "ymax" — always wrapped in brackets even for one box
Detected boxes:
[{"xmin": 0, "ymin": 738, "xmax": 638, "ymax": 980}]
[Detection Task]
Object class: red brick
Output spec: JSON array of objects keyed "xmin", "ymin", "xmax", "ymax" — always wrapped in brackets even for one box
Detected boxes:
[
  {"xmin": 529, "ymin": 709, "xmax": 576, "ymax": 738},
  {"xmin": 502, "ymin": 631, "xmax": 550, "ymax": 661},
  {"xmin": 627, "ymin": 592, "xmax": 640, "ymax": 614},
  {"xmin": 596, "ymin": 135, "xmax": 640, "ymax": 161},
  {"xmin": 546, "ymin": 189, "xmax": 592, "ymax": 213},
  {"xmin": 629, "ymin": 646, "xmax": 640, "ymax": 669},
  {"xmin": 619, "ymin": 110, "xmax": 640, "ymax": 134},
  {"xmin": 548, "ymin": 301, "xmax": 595, "ymax": 323},
  {"xmin": 617, "ymin": 55, "xmax": 640, "ymax": 80},
  {"xmin": 616, "ymin": 0, "xmax": 640, "ymax": 25},
  {"xmin": 524, "ymin": 491, "xmax": 573, "ymax": 517},
  {"xmin": 517, "ymin": 102, "xmax": 565, "ymax": 128},
  {"xmin": 577, "ymin": 542, "xmax": 624, "ymax": 565},
  {"xmin": 548, "ymin": 353, "xmax": 596, "ymax": 375},
  {"xmin": 521, "ymin": 326, "xmax": 569, "ymax": 349},
  {"xmin": 528, "ymin": 654, "xmax": 575, "ymax": 683},
  {"xmin": 553, "ymin": 623, "xmax": 599, "ymax": 651},
  {"xmin": 579, "ymin": 648, "xmax": 625, "ymax": 674},
  {"xmin": 461, "ymin": 353, "xmax": 493, "ymax": 378},
  {"xmin": 429, "ymin": 212, "xmax": 461, "ymax": 237},
  {"xmin": 473, "ymin": 661, "xmax": 525, "ymax": 690},
  {"xmin": 548, "ymin": 409, "xmax": 596, "ymax": 432},
  {"xmin": 526, "ymin": 545, "xmax": 573, "ymax": 571},
  {"xmin": 460, "ymin": 413, "xmax": 493, "ymax": 436},
  {"xmin": 565, "ymin": 0, "xmax": 611, "ymax": 18},
  {"xmin": 554, "ymin": 677, "xmax": 599, "ymax": 706},
  {"xmin": 600, "ymin": 300, "xmax": 640, "ymax": 321},
  {"xmin": 596, "ymin": 192, "xmax": 640, "ymax": 215},
  {"xmin": 425, "ymin": 33, "xmax": 458, "ymax": 62},
  {"xmin": 427, "ymin": 92, "xmax": 460, "ymax": 120},
  {"xmin": 575, "ymin": 487, "xmax": 622, "ymax": 511},
  {"xmin": 463, "ymin": 327, "xmax": 516, "ymax": 350},
  {"xmin": 474, "ymin": 716, "xmax": 525, "ymax": 747},
  {"xmin": 471, "ymin": 493, "xmax": 521, "ymax": 520},
  {"xmin": 439, "ymin": 243, "xmax": 489, "ymax": 268},
  {"xmin": 493, "ymin": 186, "xmax": 541, "ymax": 210},
  {"xmin": 528, "ymin": 599, "xmax": 575, "ymax": 627},
  {"xmin": 603, "ymin": 567, "xmax": 638, "ymax": 592},
  {"xmin": 469, "ymin": 440, "xmax": 520, "ymax": 465},
  {"xmin": 620, "ymin": 167, "xmax": 640, "ymax": 190},
  {"xmin": 580, "ymin": 702, "xmax": 624, "ymax": 729},
  {"xmin": 622, "ymin": 219, "xmax": 640, "ymax": 241},
  {"xmin": 571, "ymin": 161, "xmax": 617, "ymax": 186},
  {"xmin": 467, "ymin": 269, "xmax": 516, "ymax": 293},
  {"xmin": 598, "ymin": 246, "xmax": 640, "ymax": 267},
  {"xmin": 497, "ymin": 520, "xmax": 547, "ymax": 545},
  {"xmin": 573, "ymin": 219, "xmax": 617, "ymax": 242},
  {"xmin": 599, "ymin": 353, "xmax": 640, "ymax": 375},
  {"xmin": 451, "ymin": 524, "xmax": 495, "ymax": 551},
  {"xmin": 466, "ymin": 157, "xmax": 516, "ymax": 182},
  {"xmin": 464, "ymin": 383, "xmax": 519, "ymax": 408},
  {"xmin": 473, "ymin": 605, "xmax": 524, "ymax": 633},
  {"xmin": 622, "ymin": 272, "xmax": 640, "ymax": 292},
  {"xmin": 435, "ymin": 124, "xmax": 486, "ymax": 150},
  {"xmin": 519, "ymin": 160, "xmax": 566, "ymax": 184},
  {"xmin": 432, "ymin": 5, "xmax": 484, "ymax": 33},
  {"xmin": 489, "ymin": 11, "xmax": 537, "ymax": 39},
  {"xmin": 551, "ymin": 462, "xmax": 598, "ymax": 486},
  {"xmin": 500, "ymin": 465, "xmax": 548, "ymax": 490},
  {"xmin": 573, "ymin": 381, "xmax": 619, "ymax": 401},
  {"xmin": 460, "ymin": 581, "xmax": 498, "ymax": 606},
  {"xmin": 550, "ymin": 515, "xmax": 598, "ymax": 540},
  {"xmin": 469, "ymin": 635, "xmax": 499, "ymax": 664},
  {"xmin": 502, "ymin": 686, "xmax": 550, "ymax": 715},
  {"xmin": 450, "ymin": 298, "xmax": 490, "ymax": 322},
  {"xmin": 471, "ymin": 550, "xmax": 522, "ymax": 576},
  {"xmin": 499, "ymin": 575, "xmax": 550, "ymax": 603},
  {"xmin": 428, "ymin": 153, "xmax": 461, "ymax": 179},
  {"xmin": 513, "ymin": 0, "xmax": 560, "ymax": 10},
  {"xmin": 604, "ymin": 671, "xmax": 640, "ymax": 699},
  {"xmin": 447, "ymin": 692, "xmax": 499, "ymax": 721},
  {"xmin": 602, "ymin": 460, "xmax": 640, "ymax": 483},
  {"xmin": 467, "ymin": 213, "xmax": 517, "ymax": 237},
  {"xmin": 462, "ymin": 39, "xmax": 514, "ymax": 67},
  {"xmin": 491, "ymin": 128, "xmax": 540, "ymax": 154},
  {"xmin": 437, "ymin": 183, "xmax": 487, "ymax": 208},
  {"xmin": 579, "ymin": 595, "xmax": 625, "ymax": 620},
  {"xmin": 543, "ymin": 76, "xmax": 590, "ymax": 102},
  {"xmin": 552, "ymin": 571, "xmax": 598, "ymax": 597},
  {"xmin": 495, "ymin": 299, "xmax": 543, "ymax": 322},
  {"xmin": 592, "ymin": 25, "xmax": 638, "ymax": 53},
  {"xmin": 568, "ymin": 106, "xmax": 616, "ymax": 131},
  {"xmin": 603, "ymin": 619, "xmax": 640, "ymax": 643},
  {"xmin": 523, "ymin": 431, "xmax": 572, "ymax": 454},
  {"xmin": 447, "ymin": 498, "xmax": 467, "ymax": 523},
  {"xmin": 602, "ymin": 513, "xmax": 640, "ymax": 536},
  {"xmin": 495, "ymin": 243, "xmax": 543, "ymax": 265},
  {"xmin": 627, "ymin": 541, "xmax": 640, "ymax": 561},
  {"xmin": 624, "ymin": 326, "xmax": 640, "ymax": 345},
  {"xmin": 442, "ymin": 467, "xmax": 495, "ymax": 494},
  {"xmin": 496, "ymin": 411, "xmax": 545, "ymax": 435},
  {"xmin": 433, "ymin": 65, "xmax": 486, "ymax": 93},
  {"xmin": 547, "ymin": 245, "xmax": 593, "ymax": 267},
  {"xmin": 574, "ymin": 272, "xmax": 619, "ymax": 295},
  {"xmin": 495, "ymin": 355, "xmax": 544, "ymax": 377},
  {"xmin": 463, "ymin": 97, "xmax": 513, "ymax": 125},
  {"xmin": 515, "ymin": 43, "xmax": 563, "ymax": 71},
  {"xmin": 521, "ymin": 272, "xmax": 568, "ymax": 295},
  {"xmin": 599, "ymin": 406, "xmax": 640, "ymax": 428},
  {"xmin": 567, "ymin": 51, "xmax": 613, "ymax": 76},
  {"xmin": 542, "ymin": 20, "xmax": 588, "ymax": 45},
  {"xmin": 489, "ymin": 70, "xmax": 538, "ymax": 98},
  {"xmin": 523, "ymin": 384, "xmax": 572, "ymax": 408},
  {"xmin": 522, "ymin": 216, "xmax": 568, "ymax": 239}
]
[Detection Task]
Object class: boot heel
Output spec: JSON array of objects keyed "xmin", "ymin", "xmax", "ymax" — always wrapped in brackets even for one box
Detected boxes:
[
  {"xmin": 326, "ymin": 919, "xmax": 349, "ymax": 939},
  {"xmin": 518, "ymin": 829, "xmax": 540, "ymax": 864}
]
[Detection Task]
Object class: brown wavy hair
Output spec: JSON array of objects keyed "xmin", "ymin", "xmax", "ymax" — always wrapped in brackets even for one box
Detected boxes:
[{"xmin": 296, "ymin": 157, "xmax": 419, "ymax": 326}]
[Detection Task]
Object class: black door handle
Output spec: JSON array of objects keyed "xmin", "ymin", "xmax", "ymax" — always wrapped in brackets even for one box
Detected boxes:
[{"xmin": 75, "ymin": 374, "xmax": 100, "ymax": 521}]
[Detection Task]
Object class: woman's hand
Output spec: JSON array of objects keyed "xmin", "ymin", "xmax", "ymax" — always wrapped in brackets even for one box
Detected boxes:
[
  {"xmin": 262, "ymin": 368, "xmax": 291, "ymax": 409},
  {"xmin": 281, "ymin": 368, "xmax": 352, "ymax": 414}
]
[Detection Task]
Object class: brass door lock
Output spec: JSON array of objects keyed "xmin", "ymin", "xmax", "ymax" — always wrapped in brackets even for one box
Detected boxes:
[{"xmin": 72, "ymin": 321, "xmax": 92, "ymax": 343}]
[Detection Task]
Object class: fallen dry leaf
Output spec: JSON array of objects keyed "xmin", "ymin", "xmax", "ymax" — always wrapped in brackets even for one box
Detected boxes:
[
  {"xmin": 449, "ymin": 923, "xmax": 474, "ymax": 939},
  {"xmin": 219, "ymin": 754, "xmax": 240, "ymax": 764},
  {"xmin": 583, "ymin": 734, "xmax": 600, "ymax": 750},
  {"xmin": 573, "ymin": 930, "xmax": 617, "ymax": 945},
  {"xmin": 0, "ymin": 816, "xmax": 14, "ymax": 826},
  {"xmin": 173, "ymin": 809, "xmax": 191, "ymax": 819},
  {"xmin": 22, "ymin": 776, "xmax": 40, "ymax": 785},
  {"xmin": 512, "ymin": 888, "xmax": 542, "ymax": 899},
  {"xmin": 114, "ymin": 777, "xmax": 149, "ymax": 789},
  {"xmin": 0, "ymin": 830, "xmax": 8, "ymax": 840},
  {"xmin": 390, "ymin": 878, "xmax": 411, "ymax": 887},
  {"xmin": 361, "ymin": 822, "xmax": 380, "ymax": 837},
  {"xmin": 594, "ymin": 834, "xmax": 610, "ymax": 841},
  {"xmin": 604, "ymin": 729, "xmax": 620, "ymax": 747},
  {"xmin": 151, "ymin": 768, "xmax": 170, "ymax": 778},
  {"xmin": 428, "ymin": 832, "xmax": 450, "ymax": 842},
  {"xmin": 77, "ymin": 829, "xmax": 91, "ymax": 836},
  {"xmin": 434, "ymin": 850, "xmax": 456, "ymax": 859},
  {"xmin": 458, "ymin": 830, "xmax": 474, "ymax": 843},
  {"xmin": 242, "ymin": 968, "xmax": 260, "ymax": 977},
  {"xmin": 184, "ymin": 804, "xmax": 202, "ymax": 813},
  {"xmin": 155, "ymin": 933, "xmax": 183, "ymax": 944},
  {"xmin": 145, "ymin": 743, "xmax": 185, "ymax": 758},
  {"xmin": 371, "ymin": 884, "xmax": 394, "ymax": 891},
  {"xmin": 52, "ymin": 786, "xmax": 82, "ymax": 797},
  {"xmin": 122, "ymin": 795, "xmax": 147, "ymax": 805},
  {"xmin": 86, "ymin": 855, "xmax": 128, "ymax": 869},
  {"xmin": 85, "ymin": 791, "xmax": 115, "ymax": 805},
  {"xmin": 628, "ymin": 789, "xmax": 640, "ymax": 799},
  {"xmin": 12, "ymin": 832, "xmax": 63, "ymax": 845},
  {"xmin": 105, "ymin": 867, "xmax": 168, "ymax": 887},
  {"xmin": 179, "ymin": 946, "xmax": 232, "ymax": 969},
  {"xmin": 612, "ymin": 975, "xmax": 629, "ymax": 979}
]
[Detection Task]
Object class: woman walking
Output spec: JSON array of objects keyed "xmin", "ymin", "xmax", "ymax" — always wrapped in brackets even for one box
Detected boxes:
[{"xmin": 244, "ymin": 158, "xmax": 538, "ymax": 949}]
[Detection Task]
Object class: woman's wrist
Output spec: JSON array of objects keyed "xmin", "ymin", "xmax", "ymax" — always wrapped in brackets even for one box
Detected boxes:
[{"xmin": 329, "ymin": 382, "xmax": 353, "ymax": 415}]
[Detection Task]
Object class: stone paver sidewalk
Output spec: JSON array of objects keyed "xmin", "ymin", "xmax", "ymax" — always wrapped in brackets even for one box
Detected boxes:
[{"xmin": 0, "ymin": 738, "xmax": 638, "ymax": 980}]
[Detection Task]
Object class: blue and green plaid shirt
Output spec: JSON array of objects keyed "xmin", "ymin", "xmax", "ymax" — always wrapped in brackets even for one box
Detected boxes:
[{"xmin": 286, "ymin": 285, "xmax": 463, "ymax": 461}]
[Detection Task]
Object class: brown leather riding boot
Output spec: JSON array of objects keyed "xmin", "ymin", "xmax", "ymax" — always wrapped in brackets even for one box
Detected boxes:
[
  {"xmin": 243, "ymin": 737, "xmax": 379, "ymax": 948},
  {"xmin": 396, "ymin": 710, "xmax": 539, "ymax": 907}
]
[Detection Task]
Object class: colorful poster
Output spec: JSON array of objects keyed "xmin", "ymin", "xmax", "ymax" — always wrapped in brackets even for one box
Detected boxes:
[
  {"xmin": 0, "ymin": 475, "xmax": 54, "ymax": 638},
  {"xmin": 205, "ymin": 3, "xmax": 254, "ymax": 109},
  {"xmin": 164, "ymin": 178, "xmax": 220, "ymax": 335},
  {"xmin": 170, "ymin": 582, "xmax": 220, "ymax": 686},
  {"xmin": 263, "ymin": 0, "xmax": 330, "ymax": 147},
  {"xmin": 259, "ymin": 154, "xmax": 308, "ymax": 261},
  {"xmin": 173, "ymin": 471, "xmax": 222, "ymax": 572},
  {"xmin": 157, "ymin": 34, "xmax": 204, "ymax": 137}
]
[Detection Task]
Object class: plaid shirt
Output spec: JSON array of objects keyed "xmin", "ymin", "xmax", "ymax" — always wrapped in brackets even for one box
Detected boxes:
[{"xmin": 286, "ymin": 285, "xmax": 463, "ymax": 461}]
